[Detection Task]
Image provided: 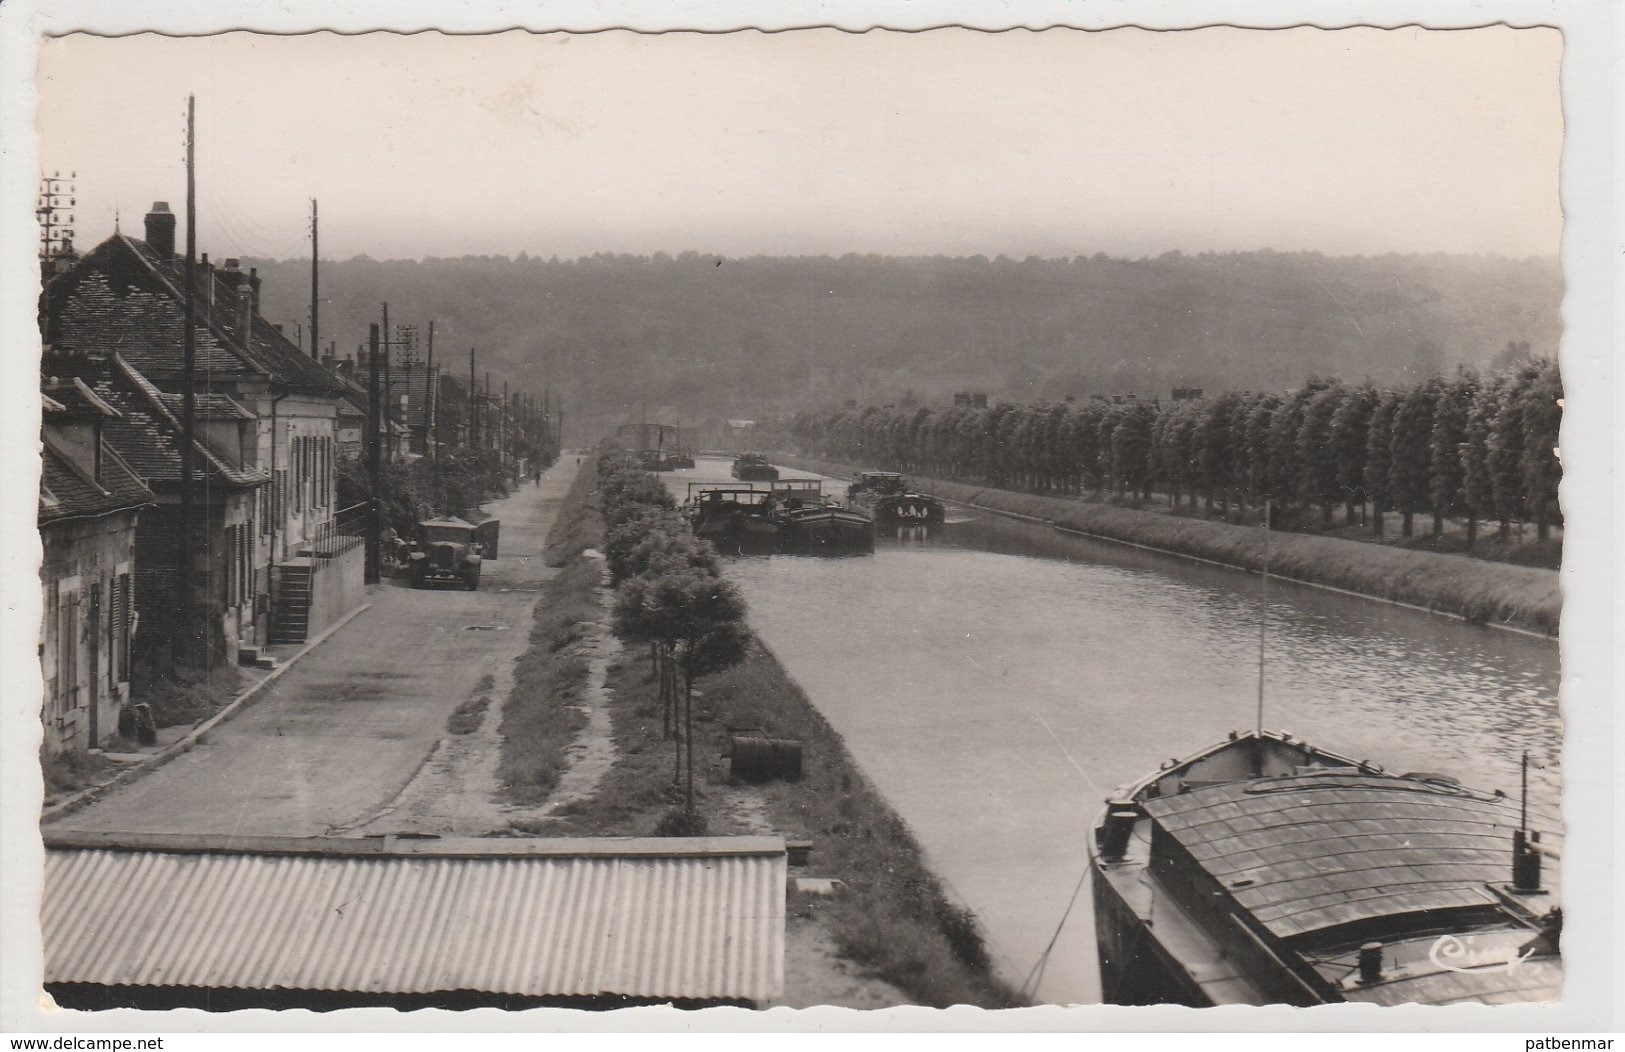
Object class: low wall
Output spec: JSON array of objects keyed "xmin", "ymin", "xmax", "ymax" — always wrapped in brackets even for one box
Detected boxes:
[
  {"xmin": 776, "ymin": 453, "xmax": 1561, "ymax": 638},
  {"xmin": 307, "ymin": 543, "xmax": 366, "ymax": 639}
]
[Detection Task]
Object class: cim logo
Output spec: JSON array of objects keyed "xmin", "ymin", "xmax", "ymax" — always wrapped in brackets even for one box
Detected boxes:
[{"xmin": 1429, "ymin": 933, "xmax": 1536, "ymax": 974}]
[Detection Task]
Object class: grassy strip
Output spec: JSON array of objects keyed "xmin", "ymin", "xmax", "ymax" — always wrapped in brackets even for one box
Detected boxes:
[
  {"xmin": 530, "ymin": 618, "xmax": 1022, "ymax": 1009},
  {"xmin": 142, "ymin": 663, "xmax": 246, "ymax": 728},
  {"xmin": 447, "ymin": 674, "xmax": 496, "ymax": 735},
  {"xmin": 41, "ymin": 749, "xmax": 117, "ymax": 803},
  {"xmin": 543, "ymin": 460, "xmax": 604, "ymax": 567},
  {"xmin": 497, "ymin": 465, "xmax": 607, "ymax": 805},
  {"xmin": 778, "ymin": 453, "xmax": 1560, "ymax": 637}
]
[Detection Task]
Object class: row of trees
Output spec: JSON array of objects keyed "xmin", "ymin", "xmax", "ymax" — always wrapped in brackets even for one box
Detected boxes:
[
  {"xmin": 790, "ymin": 358, "xmax": 1563, "ymax": 545},
  {"xmin": 600, "ymin": 452, "xmax": 749, "ymax": 831},
  {"xmin": 337, "ymin": 447, "xmax": 515, "ymax": 534}
]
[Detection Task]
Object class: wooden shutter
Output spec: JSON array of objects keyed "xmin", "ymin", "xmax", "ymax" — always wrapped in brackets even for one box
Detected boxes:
[{"xmin": 107, "ymin": 575, "xmax": 124, "ymax": 687}]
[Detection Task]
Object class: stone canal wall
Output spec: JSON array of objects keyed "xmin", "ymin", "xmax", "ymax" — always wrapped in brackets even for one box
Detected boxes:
[{"xmin": 773, "ymin": 454, "xmax": 1561, "ymax": 638}]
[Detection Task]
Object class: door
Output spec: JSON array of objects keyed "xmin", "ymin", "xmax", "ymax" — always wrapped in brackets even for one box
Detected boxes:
[{"xmin": 475, "ymin": 519, "xmax": 501, "ymax": 560}]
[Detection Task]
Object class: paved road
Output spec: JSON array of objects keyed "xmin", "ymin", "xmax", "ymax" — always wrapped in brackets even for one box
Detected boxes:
[{"xmin": 48, "ymin": 460, "xmax": 581, "ymax": 838}]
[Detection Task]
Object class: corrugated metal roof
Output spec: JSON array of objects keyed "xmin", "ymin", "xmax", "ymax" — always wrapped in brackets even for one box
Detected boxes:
[{"xmin": 44, "ymin": 835, "xmax": 785, "ymax": 1004}]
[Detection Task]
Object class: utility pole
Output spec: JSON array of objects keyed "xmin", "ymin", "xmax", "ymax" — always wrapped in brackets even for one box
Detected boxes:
[
  {"xmin": 381, "ymin": 302, "xmax": 394, "ymax": 459},
  {"xmin": 426, "ymin": 320, "xmax": 438, "ymax": 464},
  {"xmin": 469, "ymin": 347, "xmax": 478, "ymax": 449},
  {"xmin": 365, "ymin": 324, "xmax": 382, "ymax": 584},
  {"xmin": 36, "ymin": 171, "xmax": 77, "ymax": 277},
  {"xmin": 178, "ymin": 93, "xmax": 198, "ymax": 667},
  {"xmin": 308, "ymin": 198, "xmax": 319, "ymax": 359}
]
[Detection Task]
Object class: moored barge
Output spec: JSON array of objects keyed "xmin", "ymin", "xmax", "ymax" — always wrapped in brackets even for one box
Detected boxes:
[
  {"xmin": 731, "ymin": 452, "xmax": 779, "ymax": 482},
  {"xmin": 1090, "ymin": 729, "xmax": 1561, "ymax": 1006},
  {"xmin": 778, "ymin": 504, "xmax": 875, "ymax": 554},
  {"xmin": 846, "ymin": 470, "xmax": 946, "ymax": 528},
  {"xmin": 686, "ymin": 483, "xmax": 781, "ymax": 553}
]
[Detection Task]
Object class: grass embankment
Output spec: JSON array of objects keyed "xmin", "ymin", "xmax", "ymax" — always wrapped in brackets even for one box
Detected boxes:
[
  {"xmin": 496, "ymin": 463, "xmax": 605, "ymax": 805},
  {"xmin": 777, "ymin": 453, "xmax": 1561, "ymax": 637},
  {"xmin": 542, "ymin": 461, "xmax": 604, "ymax": 567}
]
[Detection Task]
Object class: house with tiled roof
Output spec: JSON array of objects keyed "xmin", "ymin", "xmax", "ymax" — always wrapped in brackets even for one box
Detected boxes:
[
  {"xmin": 41, "ymin": 202, "xmax": 363, "ymax": 662},
  {"xmin": 39, "ymin": 378, "xmax": 155, "ymax": 755},
  {"xmin": 44, "ymin": 355, "xmax": 269, "ymax": 674}
]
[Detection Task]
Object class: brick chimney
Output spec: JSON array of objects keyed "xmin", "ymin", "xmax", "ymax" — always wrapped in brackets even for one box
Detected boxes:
[
  {"xmin": 247, "ymin": 266, "xmax": 261, "ymax": 316},
  {"xmin": 144, "ymin": 202, "xmax": 176, "ymax": 260},
  {"xmin": 236, "ymin": 280, "xmax": 253, "ymax": 341}
]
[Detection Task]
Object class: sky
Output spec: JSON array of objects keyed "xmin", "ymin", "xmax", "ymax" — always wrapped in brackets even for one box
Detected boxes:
[{"xmin": 35, "ymin": 27, "xmax": 1563, "ymax": 262}]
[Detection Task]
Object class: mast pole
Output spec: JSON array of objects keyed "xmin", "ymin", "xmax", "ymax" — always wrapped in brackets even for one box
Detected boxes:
[{"xmin": 1253, "ymin": 499, "xmax": 1270, "ymax": 774}]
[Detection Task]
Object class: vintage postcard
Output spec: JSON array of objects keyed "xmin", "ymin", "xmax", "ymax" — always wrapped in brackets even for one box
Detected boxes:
[{"xmin": 1, "ymin": 0, "xmax": 1613, "ymax": 1037}]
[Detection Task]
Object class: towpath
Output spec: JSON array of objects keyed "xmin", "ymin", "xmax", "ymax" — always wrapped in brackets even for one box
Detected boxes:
[{"xmin": 46, "ymin": 460, "xmax": 579, "ymax": 838}]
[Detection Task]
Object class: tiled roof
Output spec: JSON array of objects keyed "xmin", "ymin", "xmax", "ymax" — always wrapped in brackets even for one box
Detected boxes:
[
  {"xmin": 43, "ymin": 834, "xmax": 786, "ymax": 1004},
  {"xmin": 43, "ymin": 235, "xmax": 344, "ymax": 396},
  {"xmin": 44, "ymin": 355, "xmax": 267, "ymax": 489},
  {"xmin": 43, "ymin": 377, "xmax": 120, "ymax": 419},
  {"xmin": 156, "ymin": 391, "xmax": 255, "ymax": 421},
  {"xmin": 39, "ymin": 435, "xmax": 153, "ymax": 525}
]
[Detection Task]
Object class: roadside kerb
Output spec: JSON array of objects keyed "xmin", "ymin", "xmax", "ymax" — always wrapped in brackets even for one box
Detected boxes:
[{"xmin": 42, "ymin": 601, "xmax": 375, "ymax": 823}]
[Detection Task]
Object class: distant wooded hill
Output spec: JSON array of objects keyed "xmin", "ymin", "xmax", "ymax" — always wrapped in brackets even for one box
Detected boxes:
[{"xmin": 247, "ymin": 250, "xmax": 1561, "ymax": 436}]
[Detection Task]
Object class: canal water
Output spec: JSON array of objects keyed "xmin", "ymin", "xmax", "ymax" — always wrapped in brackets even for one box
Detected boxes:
[{"xmin": 666, "ymin": 458, "xmax": 1563, "ymax": 1005}]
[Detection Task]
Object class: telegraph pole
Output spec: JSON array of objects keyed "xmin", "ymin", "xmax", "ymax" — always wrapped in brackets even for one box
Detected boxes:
[
  {"xmin": 381, "ymin": 302, "xmax": 394, "ymax": 459},
  {"xmin": 36, "ymin": 171, "xmax": 77, "ymax": 277},
  {"xmin": 426, "ymin": 320, "xmax": 438, "ymax": 463},
  {"xmin": 178, "ymin": 93, "xmax": 198, "ymax": 665},
  {"xmin": 308, "ymin": 198, "xmax": 319, "ymax": 359},
  {"xmin": 365, "ymin": 324, "xmax": 382, "ymax": 584},
  {"xmin": 469, "ymin": 348, "xmax": 478, "ymax": 449}
]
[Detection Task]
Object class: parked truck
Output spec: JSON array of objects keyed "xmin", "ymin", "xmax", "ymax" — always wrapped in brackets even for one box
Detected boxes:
[{"xmin": 406, "ymin": 516, "xmax": 494, "ymax": 590}]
